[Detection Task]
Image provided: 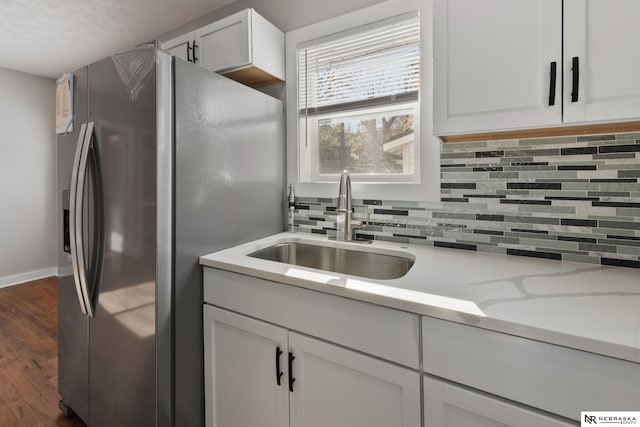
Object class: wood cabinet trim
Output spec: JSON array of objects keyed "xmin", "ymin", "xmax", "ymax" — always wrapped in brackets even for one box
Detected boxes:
[
  {"xmin": 439, "ymin": 120, "xmax": 640, "ymax": 143},
  {"xmin": 223, "ymin": 66, "xmax": 282, "ymax": 88}
]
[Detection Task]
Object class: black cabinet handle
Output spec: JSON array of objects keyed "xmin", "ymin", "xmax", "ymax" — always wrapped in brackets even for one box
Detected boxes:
[
  {"xmin": 288, "ymin": 352, "xmax": 296, "ymax": 392},
  {"xmin": 192, "ymin": 40, "xmax": 199, "ymax": 63},
  {"xmin": 548, "ymin": 61, "xmax": 557, "ymax": 106},
  {"xmin": 275, "ymin": 347, "xmax": 283, "ymax": 386},
  {"xmin": 186, "ymin": 41, "xmax": 193, "ymax": 63},
  {"xmin": 571, "ymin": 56, "xmax": 579, "ymax": 102}
]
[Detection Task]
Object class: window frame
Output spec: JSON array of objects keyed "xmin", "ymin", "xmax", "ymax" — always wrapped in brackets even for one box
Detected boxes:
[
  {"xmin": 285, "ymin": 0, "xmax": 440, "ymax": 202},
  {"xmin": 300, "ymin": 101, "xmax": 421, "ymax": 183}
]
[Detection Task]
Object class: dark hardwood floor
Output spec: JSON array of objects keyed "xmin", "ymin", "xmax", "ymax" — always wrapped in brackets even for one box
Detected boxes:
[{"xmin": 0, "ymin": 277, "xmax": 86, "ymax": 426}]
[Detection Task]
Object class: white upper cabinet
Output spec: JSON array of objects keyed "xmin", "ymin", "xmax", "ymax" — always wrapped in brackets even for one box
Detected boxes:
[
  {"xmin": 162, "ymin": 32, "xmax": 196, "ymax": 63},
  {"xmin": 434, "ymin": 0, "xmax": 562, "ymax": 135},
  {"xmin": 162, "ymin": 9, "xmax": 285, "ymax": 88},
  {"xmin": 195, "ymin": 11, "xmax": 251, "ymax": 75},
  {"xmin": 563, "ymin": 0, "xmax": 640, "ymax": 123},
  {"xmin": 195, "ymin": 8, "xmax": 285, "ymax": 86},
  {"xmin": 434, "ymin": 0, "xmax": 640, "ymax": 136}
]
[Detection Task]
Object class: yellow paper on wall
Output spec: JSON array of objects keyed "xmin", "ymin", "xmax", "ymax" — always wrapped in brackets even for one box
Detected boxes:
[{"xmin": 56, "ymin": 73, "xmax": 74, "ymax": 134}]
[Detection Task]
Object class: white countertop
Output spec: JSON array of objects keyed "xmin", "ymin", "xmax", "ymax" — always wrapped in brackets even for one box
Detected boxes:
[{"xmin": 200, "ymin": 232, "xmax": 640, "ymax": 364}]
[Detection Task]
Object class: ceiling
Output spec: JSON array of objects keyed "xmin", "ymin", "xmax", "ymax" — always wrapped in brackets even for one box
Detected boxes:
[{"xmin": 0, "ymin": 0, "xmax": 235, "ymax": 79}]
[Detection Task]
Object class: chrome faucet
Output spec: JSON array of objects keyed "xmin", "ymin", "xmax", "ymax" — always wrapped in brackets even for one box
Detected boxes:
[
  {"xmin": 335, "ymin": 170, "xmax": 372, "ymax": 242},
  {"xmin": 336, "ymin": 170, "xmax": 354, "ymax": 241}
]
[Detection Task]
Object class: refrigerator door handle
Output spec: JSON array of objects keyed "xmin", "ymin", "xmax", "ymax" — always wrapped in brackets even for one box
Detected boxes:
[
  {"xmin": 74, "ymin": 121, "xmax": 98, "ymax": 318},
  {"xmin": 86, "ymin": 122, "xmax": 104, "ymax": 316},
  {"xmin": 69, "ymin": 123, "xmax": 89, "ymax": 315}
]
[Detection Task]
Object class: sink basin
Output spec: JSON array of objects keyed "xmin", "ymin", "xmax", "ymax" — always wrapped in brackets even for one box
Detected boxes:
[{"xmin": 248, "ymin": 242, "xmax": 414, "ymax": 280}]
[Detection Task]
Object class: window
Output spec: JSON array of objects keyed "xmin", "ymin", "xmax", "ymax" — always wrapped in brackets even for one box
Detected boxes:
[{"xmin": 297, "ymin": 12, "xmax": 421, "ymax": 183}]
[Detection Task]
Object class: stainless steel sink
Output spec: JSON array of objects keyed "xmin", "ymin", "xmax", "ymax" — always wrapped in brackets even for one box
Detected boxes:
[{"xmin": 248, "ymin": 242, "xmax": 414, "ymax": 280}]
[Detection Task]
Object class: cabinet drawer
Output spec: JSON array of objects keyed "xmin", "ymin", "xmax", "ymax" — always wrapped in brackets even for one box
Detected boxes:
[
  {"xmin": 422, "ymin": 316, "xmax": 640, "ymax": 421},
  {"xmin": 204, "ymin": 267, "xmax": 420, "ymax": 369}
]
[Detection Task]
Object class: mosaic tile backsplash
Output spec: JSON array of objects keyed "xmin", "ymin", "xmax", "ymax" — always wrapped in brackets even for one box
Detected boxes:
[{"xmin": 292, "ymin": 131, "xmax": 640, "ymax": 269}]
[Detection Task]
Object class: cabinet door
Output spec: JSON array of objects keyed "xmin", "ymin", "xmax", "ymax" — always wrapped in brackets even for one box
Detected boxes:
[
  {"xmin": 289, "ymin": 333, "xmax": 420, "ymax": 427},
  {"xmin": 424, "ymin": 377, "xmax": 576, "ymax": 427},
  {"xmin": 203, "ymin": 305, "xmax": 289, "ymax": 427},
  {"xmin": 434, "ymin": 0, "xmax": 561, "ymax": 135},
  {"xmin": 161, "ymin": 33, "xmax": 194, "ymax": 62},
  {"xmin": 564, "ymin": 0, "xmax": 640, "ymax": 123},
  {"xmin": 195, "ymin": 9, "xmax": 251, "ymax": 73}
]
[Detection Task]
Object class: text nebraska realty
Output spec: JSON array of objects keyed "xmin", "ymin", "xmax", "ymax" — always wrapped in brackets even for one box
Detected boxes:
[{"xmin": 585, "ymin": 415, "xmax": 637, "ymax": 425}]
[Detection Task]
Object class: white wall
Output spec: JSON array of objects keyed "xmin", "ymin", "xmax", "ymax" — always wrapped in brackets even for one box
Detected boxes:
[{"xmin": 0, "ymin": 67, "xmax": 57, "ymax": 287}]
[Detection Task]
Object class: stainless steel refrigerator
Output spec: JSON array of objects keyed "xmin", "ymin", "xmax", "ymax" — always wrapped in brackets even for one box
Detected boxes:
[{"xmin": 56, "ymin": 45, "xmax": 284, "ymax": 427}]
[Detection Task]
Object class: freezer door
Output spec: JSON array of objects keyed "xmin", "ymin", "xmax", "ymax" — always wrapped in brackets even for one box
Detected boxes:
[
  {"xmin": 87, "ymin": 49, "xmax": 157, "ymax": 427},
  {"xmin": 58, "ymin": 65, "xmax": 90, "ymax": 424},
  {"xmin": 174, "ymin": 58, "xmax": 285, "ymax": 427}
]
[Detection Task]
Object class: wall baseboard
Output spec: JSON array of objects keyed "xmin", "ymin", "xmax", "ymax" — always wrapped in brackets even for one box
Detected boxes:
[{"xmin": 0, "ymin": 267, "xmax": 58, "ymax": 289}]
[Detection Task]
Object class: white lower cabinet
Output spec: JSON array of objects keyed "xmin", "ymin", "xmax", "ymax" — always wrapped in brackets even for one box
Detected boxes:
[
  {"xmin": 204, "ymin": 304, "xmax": 421, "ymax": 427},
  {"xmin": 204, "ymin": 305, "xmax": 289, "ymax": 427},
  {"xmin": 289, "ymin": 332, "xmax": 421, "ymax": 427},
  {"xmin": 424, "ymin": 377, "xmax": 576, "ymax": 427}
]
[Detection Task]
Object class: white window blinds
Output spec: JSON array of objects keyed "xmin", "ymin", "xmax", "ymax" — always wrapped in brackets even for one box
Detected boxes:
[{"xmin": 298, "ymin": 12, "xmax": 420, "ymax": 115}]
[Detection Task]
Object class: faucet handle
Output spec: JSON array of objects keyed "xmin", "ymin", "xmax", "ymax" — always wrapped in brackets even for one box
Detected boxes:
[
  {"xmin": 350, "ymin": 215, "xmax": 372, "ymax": 243},
  {"xmin": 350, "ymin": 220, "xmax": 364, "ymax": 240},
  {"xmin": 352, "ymin": 209, "xmax": 371, "ymax": 229},
  {"xmin": 351, "ymin": 211, "xmax": 371, "ymax": 229},
  {"xmin": 363, "ymin": 211, "xmax": 372, "ymax": 227}
]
